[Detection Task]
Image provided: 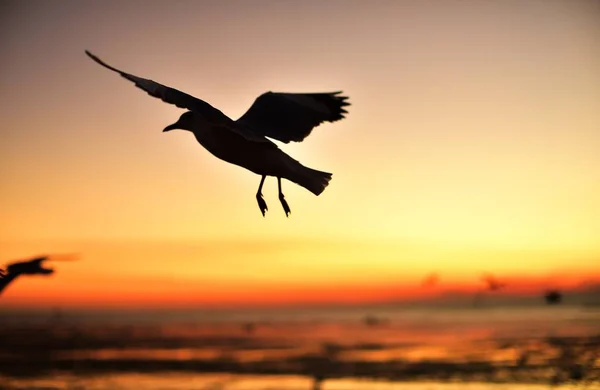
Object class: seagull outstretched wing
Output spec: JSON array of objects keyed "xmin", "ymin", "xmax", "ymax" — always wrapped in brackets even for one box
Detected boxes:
[
  {"xmin": 236, "ymin": 91, "xmax": 350, "ymax": 143},
  {"xmin": 6, "ymin": 256, "xmax": 53, "ymax": 275},
  {"xmin": 85, "ymin": 50, "xmax": 267, "ymax": 143}
]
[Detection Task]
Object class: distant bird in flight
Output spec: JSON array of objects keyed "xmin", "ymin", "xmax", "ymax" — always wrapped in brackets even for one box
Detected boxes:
[
  {"xmin": 0, "ymin": 254, "xmax": 78, "ymax": 295},
  {"xmin": 85, "ymin": 50, "xmax": 350, "ymax": 217},
  {"xmin": 481, "ymin": 273, "xmax": 507, "ymax": 292}
]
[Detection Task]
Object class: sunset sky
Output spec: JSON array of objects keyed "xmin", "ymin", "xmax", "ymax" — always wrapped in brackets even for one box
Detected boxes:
[{"xmin": 1, "ymin": 0, "xmax": 599, "ymax": 309}]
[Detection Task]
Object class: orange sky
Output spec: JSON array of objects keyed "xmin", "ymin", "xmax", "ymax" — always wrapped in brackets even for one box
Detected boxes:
[{"xmin": 1, "ymin": 0, "xmax": 599, "ymax": 309}]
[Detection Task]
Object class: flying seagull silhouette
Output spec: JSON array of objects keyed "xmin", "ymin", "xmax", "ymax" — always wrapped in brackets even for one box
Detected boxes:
[
  {"xmin": 85, "ymin": 50, "xmax": 350, "ymax": 217},
  {"xmin": 0, "ymin": 254, "xmax": 79, "ymax": 296}
]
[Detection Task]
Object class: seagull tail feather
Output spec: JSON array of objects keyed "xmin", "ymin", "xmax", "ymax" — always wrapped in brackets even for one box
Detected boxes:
[{"xmin": 289, "ymin": 165, "xmax": 332, "ymax": 196}]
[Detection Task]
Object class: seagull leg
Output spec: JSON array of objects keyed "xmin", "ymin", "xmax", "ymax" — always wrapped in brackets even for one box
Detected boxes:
[
  {"xmin": 278, "ymin": 177, "xmax": 291, "ymax": 217},
  {"xmin": 256, "ymin": 175, "xmax": 268, "ymax": 217}
]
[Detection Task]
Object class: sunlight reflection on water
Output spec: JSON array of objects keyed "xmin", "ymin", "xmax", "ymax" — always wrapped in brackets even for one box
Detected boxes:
[
  {"xmin": 1, "ymin": 306, "xmax": 599, "ymax": 389},
  {"xmin": 1, "ymin": 373, "xmax": 589, "ymax": 390}
]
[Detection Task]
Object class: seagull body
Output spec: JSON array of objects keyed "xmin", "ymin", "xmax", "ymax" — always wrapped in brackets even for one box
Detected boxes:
[
  {"xmin": 180, "ymin": 115, "xmax": 328, "ymax": 195},
  {"xmin": 85, "ymin": 51, "xmax": 350, "ymax": 216}
]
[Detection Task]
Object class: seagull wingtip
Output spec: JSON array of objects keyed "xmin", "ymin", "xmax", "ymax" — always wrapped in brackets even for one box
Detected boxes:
[{"xmin": 85, "ymin": 49, "xmax": 97, "ymax": 59}]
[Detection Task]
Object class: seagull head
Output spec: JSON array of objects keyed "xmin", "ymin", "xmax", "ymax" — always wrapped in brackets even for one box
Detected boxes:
[{"xmin": 163, "ymin": 111, "xmax": 197, "ymax": 133}]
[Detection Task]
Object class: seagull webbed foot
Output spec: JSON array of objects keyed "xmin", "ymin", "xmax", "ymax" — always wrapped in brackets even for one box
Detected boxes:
[
  {"xmin": 256, "ymin": 193, "xmax": 268, "ymax": 217},
  {"xmin": 279, "ymin": 193, "xmax": 291, "ymax": 217}
]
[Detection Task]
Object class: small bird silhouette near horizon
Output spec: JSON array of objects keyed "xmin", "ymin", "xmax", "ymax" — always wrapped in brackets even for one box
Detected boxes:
[
  {"xmin": 85, "ymin": 50, "xmax": 350, "ymax": 217},
  {"xmin": 482, "ymin": 273, "xmax": 507, "ymax": 291}
]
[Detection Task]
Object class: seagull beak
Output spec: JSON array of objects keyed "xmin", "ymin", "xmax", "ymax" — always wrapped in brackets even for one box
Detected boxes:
[{"xmin": 163, "ymin": 123, "xmax": 179, "ymax": 132}]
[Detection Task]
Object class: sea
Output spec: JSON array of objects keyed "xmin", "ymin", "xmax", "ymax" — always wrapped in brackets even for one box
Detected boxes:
[{"xmin": 0, "ymin": 304, "xmax": 599, "ymax": 390}]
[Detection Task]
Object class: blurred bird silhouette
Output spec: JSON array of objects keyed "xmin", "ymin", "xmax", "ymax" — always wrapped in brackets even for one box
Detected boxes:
[
  {"xmin": 0, "ymin": 254, "xmax": 79, "ymax": 295},
  {"xmin": 545, "ymin": 289, "xmax": 562, "ymax": 305},
  {"xmin": 472, "ymin": 273, "xmax": 507, "ymax": 307},
  {"xmin": 85, "ymin": 50, "xmax": 350, "ymax": 217},
  {"xmin": 482, "ymin": 273, "xmax": 507, "ymax": 291},
  {"xmin": 421, "ymin": 272, "xmax": 440, "ymax": 288}
]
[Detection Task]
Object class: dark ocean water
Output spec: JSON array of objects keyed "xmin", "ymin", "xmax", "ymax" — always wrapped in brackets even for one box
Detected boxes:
[{"xmin": 1, "ymin": 304, "xmax": 599, "ymax": 389}]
